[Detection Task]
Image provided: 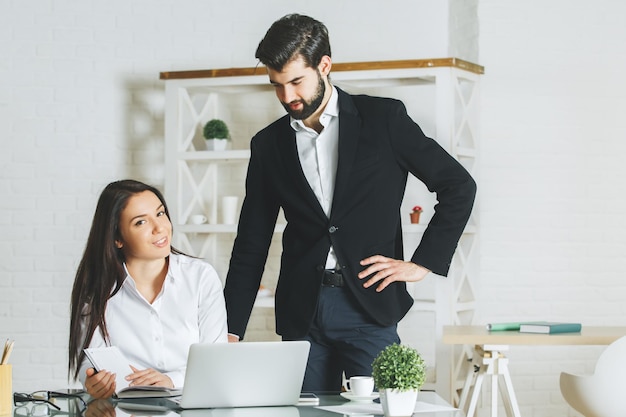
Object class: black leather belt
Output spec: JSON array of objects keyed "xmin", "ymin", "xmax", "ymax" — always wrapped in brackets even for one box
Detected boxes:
[{"xmin": 321, "ymin": 270, "xmax": 344, "ymax": 287}]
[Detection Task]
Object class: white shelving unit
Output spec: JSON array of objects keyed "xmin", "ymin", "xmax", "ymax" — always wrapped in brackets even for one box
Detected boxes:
[{"xmin": 160, "ymin": 58, "xmax": 483, "ymax": 402}]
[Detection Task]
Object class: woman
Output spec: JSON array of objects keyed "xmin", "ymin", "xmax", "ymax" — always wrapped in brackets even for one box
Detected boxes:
[{"xmin": 68, "ymin": 180, "xmax": 228, "ymax": 399}]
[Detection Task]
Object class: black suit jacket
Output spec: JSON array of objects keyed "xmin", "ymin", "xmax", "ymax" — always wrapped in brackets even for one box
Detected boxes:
[{"xmin": 224, "ymin": 87, "xmax": 476, "ymax": 340}]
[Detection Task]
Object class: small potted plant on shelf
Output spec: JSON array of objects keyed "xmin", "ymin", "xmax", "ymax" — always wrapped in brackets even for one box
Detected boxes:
[
  {"xmin": 410, "ymin": 206, "xmax": 423, "ymax": 224},
  {"xmin": 372, "ymin": 343, "xmax": 426, "ymax": 417},
  {"xmin": 203, "ymin": 119, "xmax": 230, "ymax": 151}
]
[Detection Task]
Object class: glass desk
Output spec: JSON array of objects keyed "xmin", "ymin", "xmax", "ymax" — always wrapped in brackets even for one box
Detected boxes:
[{"xmin": 10, "ymin": 391, "xmax": 464, "ymax": 417}]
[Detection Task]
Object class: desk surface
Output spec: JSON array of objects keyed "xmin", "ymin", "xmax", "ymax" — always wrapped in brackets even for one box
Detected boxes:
[
  {"xmin": 12, "ymin": 391, "xmax": 464, "ymax": 417},
  {"xmin": 443, "ymin": 325, "xmax": 626, "ymax": 345}
]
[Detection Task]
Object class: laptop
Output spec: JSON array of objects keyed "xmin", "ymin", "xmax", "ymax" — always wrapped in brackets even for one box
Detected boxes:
[
  {"xmin": 180, "ymin": 407, "xmax": 300, "ymax": 417},
  {"xmin": 175, "ymin": 340, "xmax": 310, "ymax": 409},
  {"xmin": 116, "ymin": 341, "xmax": 310, "ymax": 410}
]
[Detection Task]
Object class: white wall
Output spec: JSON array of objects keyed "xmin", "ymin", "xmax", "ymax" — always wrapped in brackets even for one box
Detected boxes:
[
  {"xmin": 479, "ymin": 1, "xmax": 626, "ymax": 416},
  {"xmin": 2, "ymin": 1, "xmax": 625, "ymax": 416}
]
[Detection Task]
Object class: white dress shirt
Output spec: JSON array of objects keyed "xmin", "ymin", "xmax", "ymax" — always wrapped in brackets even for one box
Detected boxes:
[
  {"xmin": 291, "ymin": 86, "xmax": 340, "ymax": 269},
  {"xmin": 79, "ymin": 253, "xmax": 228, "ymax": 388}
]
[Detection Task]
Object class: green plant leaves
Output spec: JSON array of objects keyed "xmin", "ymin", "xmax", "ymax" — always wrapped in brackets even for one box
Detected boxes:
[
  {"xmin": 203, "ymin": 119, "xmax": 230, "ymax": 139},
  {"xmin": 371, "ymin": 343, "xmax": 426, "ymax": 390}
]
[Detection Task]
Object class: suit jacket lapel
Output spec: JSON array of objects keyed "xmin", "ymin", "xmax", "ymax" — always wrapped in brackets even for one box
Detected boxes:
[
  {"xmin": 331, "ymin": 88, "xmax": 361, "ymax": 218},
  {"xmin": 276, "ymin": 117, "xmax": 328, "ymax": 218}
]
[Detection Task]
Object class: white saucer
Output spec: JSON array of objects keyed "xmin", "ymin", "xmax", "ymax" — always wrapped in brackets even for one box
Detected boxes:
[{"xmin": 340, "ymin": 392, "xmax": 380, "ymax": 402}]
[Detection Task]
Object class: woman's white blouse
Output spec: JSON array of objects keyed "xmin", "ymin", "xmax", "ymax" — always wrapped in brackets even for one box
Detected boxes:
[{"xmin": 79, "ymin": 253, "xmax": 228, "ymax": 387}]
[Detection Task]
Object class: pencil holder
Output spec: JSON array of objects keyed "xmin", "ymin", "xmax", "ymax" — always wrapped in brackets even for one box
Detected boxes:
[{"xmin": 0, "ymin": 364, "xmax": 11, "ymax": 415}]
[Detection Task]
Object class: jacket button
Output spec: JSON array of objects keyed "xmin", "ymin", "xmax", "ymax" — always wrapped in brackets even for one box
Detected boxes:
[{"xmin": 328, "ymin": 226, "xmax": 338, "ymax": 233}]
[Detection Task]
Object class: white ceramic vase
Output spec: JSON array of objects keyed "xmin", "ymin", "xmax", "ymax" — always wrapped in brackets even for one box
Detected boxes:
[
  {"xmin": 205, "ymin": 138, "xmax": 228, "ymax": 151},
  {"xmin": 380, "ymin": 388, "xmax": 419, "ymax": 417}
]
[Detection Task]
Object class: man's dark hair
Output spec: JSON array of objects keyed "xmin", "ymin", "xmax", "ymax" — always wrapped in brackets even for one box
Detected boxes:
[{"xmin": 255, "ymin": 14, "xmax": 331, "ymax": 71}]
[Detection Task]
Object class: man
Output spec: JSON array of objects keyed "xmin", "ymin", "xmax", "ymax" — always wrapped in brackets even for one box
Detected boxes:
[{"xmin": 224, "ymin": 14, "xmax": 476, "ymax": 391}]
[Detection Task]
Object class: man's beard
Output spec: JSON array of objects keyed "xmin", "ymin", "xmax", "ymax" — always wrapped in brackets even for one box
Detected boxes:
[{"xmin": 281, "ymin": 73, "xmax": 326, "ymax": 121}]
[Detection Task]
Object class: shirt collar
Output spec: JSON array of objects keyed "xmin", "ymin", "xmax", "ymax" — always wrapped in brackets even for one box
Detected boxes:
[
  {"xmin": 121, "ymin": 254, "xmax": 177, "ymax": 290},
  {"xmin": 290, "ymin": 85, "xmax": 339, "ymax": 132}
]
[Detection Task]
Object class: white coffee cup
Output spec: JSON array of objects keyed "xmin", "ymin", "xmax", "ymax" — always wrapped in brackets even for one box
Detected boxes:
[
  {"xmin": 221, "ymin": 196, "xmax": 239, "ymax": 224},
  {"xmin": 190, "ymin": 214, "xmax": 207, "ymax": 225},
  {"xmin": 343, "ymin": 376, "xmax": 374, "ymax": 397}
]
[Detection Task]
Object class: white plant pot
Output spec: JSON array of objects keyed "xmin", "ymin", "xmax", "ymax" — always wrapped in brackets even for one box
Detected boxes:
[
  {"xmin": 205, "ymin": 139, "xmax": 228, "ymax": 151},
  {"xmin": 380, "ymin": 388, "xmax": 419, "ymax": 417}
]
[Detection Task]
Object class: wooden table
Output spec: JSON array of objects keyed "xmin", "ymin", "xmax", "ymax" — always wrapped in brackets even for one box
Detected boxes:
[{"xmin": 442, "ymin": 325, "xmax": 626, "ymax": 417}]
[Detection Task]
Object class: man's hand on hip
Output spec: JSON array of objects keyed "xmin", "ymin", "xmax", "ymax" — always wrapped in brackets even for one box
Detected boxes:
[{"xmin": 358, "ymin": 255, "xmax": 430, "ymax": 292}]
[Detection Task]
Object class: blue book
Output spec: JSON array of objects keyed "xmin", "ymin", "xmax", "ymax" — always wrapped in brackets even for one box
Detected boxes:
[{"xmin": 518, "ymin": 322, "xmax": 582, "ymax": 334}]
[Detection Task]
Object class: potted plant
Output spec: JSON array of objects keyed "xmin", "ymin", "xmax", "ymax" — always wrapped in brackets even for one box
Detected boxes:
[
  {"xmin": 203, "ymin": 119, "xmax": 230, "ymax": 151},
  {"xmin": 410, "ymin": 205, "xmax": 423, "ymax": 224},
  {"xmin": 371, "ymin": 343, "xmax": 426, "ymax": 417}
]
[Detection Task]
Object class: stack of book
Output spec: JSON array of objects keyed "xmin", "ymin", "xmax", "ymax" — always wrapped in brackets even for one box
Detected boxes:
[{"xmin": 486, "ymin": 321, "xmax": 582, "ymax": 334}]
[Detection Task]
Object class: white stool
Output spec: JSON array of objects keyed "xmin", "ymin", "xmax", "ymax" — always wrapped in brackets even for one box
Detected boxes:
[{"xmin": 458, "ymin": 344, "xmax": 522, "ymax": 417}]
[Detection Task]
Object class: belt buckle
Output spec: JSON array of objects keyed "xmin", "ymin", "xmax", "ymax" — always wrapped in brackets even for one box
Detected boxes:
[{"xmin": 323, "ymin": 270, "xmax": 343, "ymax": 287}]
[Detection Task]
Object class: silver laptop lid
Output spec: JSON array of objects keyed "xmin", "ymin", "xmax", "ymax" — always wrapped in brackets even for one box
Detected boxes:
[{"xmin": 179, "ymin": 341, "xmax": 310, "ymax": 409}]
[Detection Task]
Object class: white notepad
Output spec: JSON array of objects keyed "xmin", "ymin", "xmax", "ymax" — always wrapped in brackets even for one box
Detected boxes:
[{"xmin": 84, "ymin": 346, "xmax": 182, "ymax": 398}]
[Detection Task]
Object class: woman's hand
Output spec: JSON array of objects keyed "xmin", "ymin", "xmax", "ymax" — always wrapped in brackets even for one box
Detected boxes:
[
  {"xmin": 126, "ymin": 365, "xmax": 174, "ymax": 388},
  {"xmin": 84, "ymin": 368, "xmax": 116, "ymax": 399}
]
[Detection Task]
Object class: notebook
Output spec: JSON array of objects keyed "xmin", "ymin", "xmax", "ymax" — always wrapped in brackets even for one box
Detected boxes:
[
  {"xmin": 519, "ymin": 322, "xmax": 582, "ymax": 334},
  {"xmin": 175, "ymin": 340, "xmax": 310, "ymax": 409},
  {"xmin": 84, "ymin": 346, "xmax": 183, "ymax": 399}
]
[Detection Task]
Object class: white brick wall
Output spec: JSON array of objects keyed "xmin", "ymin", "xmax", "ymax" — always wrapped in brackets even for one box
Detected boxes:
[
  {"xmin": 449, "ymin": 0, "xmax": 480, "ymax": 62},
  {"xmin": 3, "ymin": 1, "xmax": 624, "ymax": 416},
  {"xmin": 478, "ymin": 0, "xmax": 626, "ymax": 416}
]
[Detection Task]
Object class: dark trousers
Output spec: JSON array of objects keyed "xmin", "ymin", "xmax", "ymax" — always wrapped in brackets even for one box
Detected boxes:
[{"xmin": 286, "ymin": 284, "xmax": 400, "ymax": 392}]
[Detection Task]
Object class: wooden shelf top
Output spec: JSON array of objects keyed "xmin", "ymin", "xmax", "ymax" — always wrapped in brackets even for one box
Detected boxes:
[
  {"xmin": 159, "ymin": 57, "xmax": 484, "ymax": 80},
  {"xmin": 443, "ymin": 325, "xmax": 626, "ymax": 346}
]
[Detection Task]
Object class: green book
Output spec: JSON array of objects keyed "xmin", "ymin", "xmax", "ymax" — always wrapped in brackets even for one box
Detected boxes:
[
  {"xmin": 519, "ymin": 322, "xmax": 582, "ymax": 334},
  {"xmin": 486, "ymin": 322, "xmax": 524, "ymax": 331}
]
